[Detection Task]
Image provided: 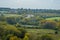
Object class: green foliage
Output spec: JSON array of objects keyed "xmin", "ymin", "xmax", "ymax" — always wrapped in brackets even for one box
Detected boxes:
[
  {"xmin": 23, "ymin": 36, "xmax": 29, "ymax": 40},
  {"xmin": 15, "ymin": 23, "xmax": 21, "ymax": 27},
  {"xmin": 0, "ymin": 22, "xmax": 27, "ymax": 40},
  {"xmin": 6, "ymin": 17, "xmax": 17, "ymax": 25},
  {"xmin": 0, "ymin": 13, "xmax": 60, "ymax": 40},
  {"xmin": 41, "ymin": 20, "xmax": 57, "ymax": 29},
  {"xmin": 40, "ymin": 34, "xmax": 53, "ymax": 40},
  {"xmin": 9, "ymin": 36, "xmax": 20, "ymax": 40}
]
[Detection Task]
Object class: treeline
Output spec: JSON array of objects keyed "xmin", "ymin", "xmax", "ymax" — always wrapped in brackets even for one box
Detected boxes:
[
  {"xmin": 17, "ymin": 9, "xmax": 60, "ymax": 13},
  {"xmin": 0, "ymin": 8, "xmax": 60, "ymax": 14}
]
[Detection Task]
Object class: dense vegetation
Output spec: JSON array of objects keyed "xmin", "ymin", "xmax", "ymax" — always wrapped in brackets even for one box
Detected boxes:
[{"xmin": 0, "ymin": 8, "xmax": 60, "ymax": 40}]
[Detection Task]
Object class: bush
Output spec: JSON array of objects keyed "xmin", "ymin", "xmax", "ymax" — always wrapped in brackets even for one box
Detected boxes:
[
  {"xmin": 23, "ymin": 36, "xmax": 29, "ymax": 40},
  {"xmin": 40, "ymin": 34, "xmax": 53, "ymax": 40},
  {"xmin": 9, "ymin": 36, "xmax": 20, "ymax": 40},
  {"xmin": 17, "ymin": 28, "xmax": 27, "ymax": 39}
]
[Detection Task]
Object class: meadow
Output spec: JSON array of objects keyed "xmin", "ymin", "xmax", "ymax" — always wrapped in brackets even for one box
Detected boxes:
[
  {"xmin": 46, "ymin": 17, "xmax": 60, "ymax": 20},
  {"xmin": 3, "ymin": 14, "xmax": 21, "ymax": 17}
]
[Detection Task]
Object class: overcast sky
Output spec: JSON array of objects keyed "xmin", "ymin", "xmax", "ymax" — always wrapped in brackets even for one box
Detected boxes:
[{"xmin": 0, "ymin": 0, "xmax": 60, "ymax": 9}]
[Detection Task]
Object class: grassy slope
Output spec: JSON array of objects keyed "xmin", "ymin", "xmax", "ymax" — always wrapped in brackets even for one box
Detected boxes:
[{"xmin": 26, "ymin": 29, "xmax": 60, "ymax": 40}]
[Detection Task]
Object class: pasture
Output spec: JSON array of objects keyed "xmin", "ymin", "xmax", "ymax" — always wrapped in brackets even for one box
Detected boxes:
[
  {"xmin": 46, "ymin": 17, "xmax": 60, "ymax": 20},
  {"xmin": 3, "ymin": 14, "xmax": 21, "ymax": 17}
]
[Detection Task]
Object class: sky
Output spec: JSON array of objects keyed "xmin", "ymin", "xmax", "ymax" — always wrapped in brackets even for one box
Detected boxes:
[{"xmin": 0, "ymin": 0, "xmax": 60, "ymax": 9}]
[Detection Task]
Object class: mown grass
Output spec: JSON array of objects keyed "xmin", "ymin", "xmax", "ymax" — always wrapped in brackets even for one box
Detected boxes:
[{"xmin": 46, "ymin": 17, "xmax": 60, "ymax": 20}]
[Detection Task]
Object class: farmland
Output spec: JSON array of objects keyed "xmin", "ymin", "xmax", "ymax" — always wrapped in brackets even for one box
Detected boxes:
[
  {"xmin": 46, "ymin": 17, "xmax": 60, "ymax": 20},
  {"xmin": 2, "ymin": 14, "xmax": 21, "ymax": 17}
]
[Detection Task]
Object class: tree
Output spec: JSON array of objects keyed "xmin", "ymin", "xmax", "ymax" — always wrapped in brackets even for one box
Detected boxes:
[
  {"xmin": 6, "ymin": 17, "xmax": 17, "ymax": 25},
  {"xmin": 0, "ymin": 14, "xmax": 6, "ymax": 21},
  {"xmin": 15, "ymin": 23, "xmax": 21, "ymax": 27},
  {"xmin": 41, "ymin": 20, "xmax": 57, "ymax": 29}
]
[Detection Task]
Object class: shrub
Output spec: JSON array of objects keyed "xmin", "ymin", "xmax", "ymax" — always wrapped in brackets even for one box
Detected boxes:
[
  {"xmin": 17, "ymin": 28, "xmax": 27, "ymax": 39},
  {"xmin": 9, "ymin": 36, "xmax": 20, "ymax": 40},
  {"xmin": 23, "ymin": 36, "xmax": 29, "ymax": 40},
  {"xmin": 40, "ymin": 34, "xmax": 53, "ymax": 40}
]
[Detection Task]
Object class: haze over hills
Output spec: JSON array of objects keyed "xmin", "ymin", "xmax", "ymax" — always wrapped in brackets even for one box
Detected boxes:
[{"xmin": 0, "ymin": 7, "xmax": 60, "ymax": 13}]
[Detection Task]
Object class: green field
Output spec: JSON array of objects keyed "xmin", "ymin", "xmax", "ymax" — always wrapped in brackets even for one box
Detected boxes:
[
  {"xmin": 32, "ymin": 13, "xmax": 60, "ymax": 17},
  {"xmin": 3, "ymin": 14, "xmax": 21, "ymax": 17},
  {"xmin": 2, "ymin": 13, "xmax": 60, "ymax": 17},
  {"xmin": 46, "ymin": 17, "xmax": 60, "ymax": 20}
]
